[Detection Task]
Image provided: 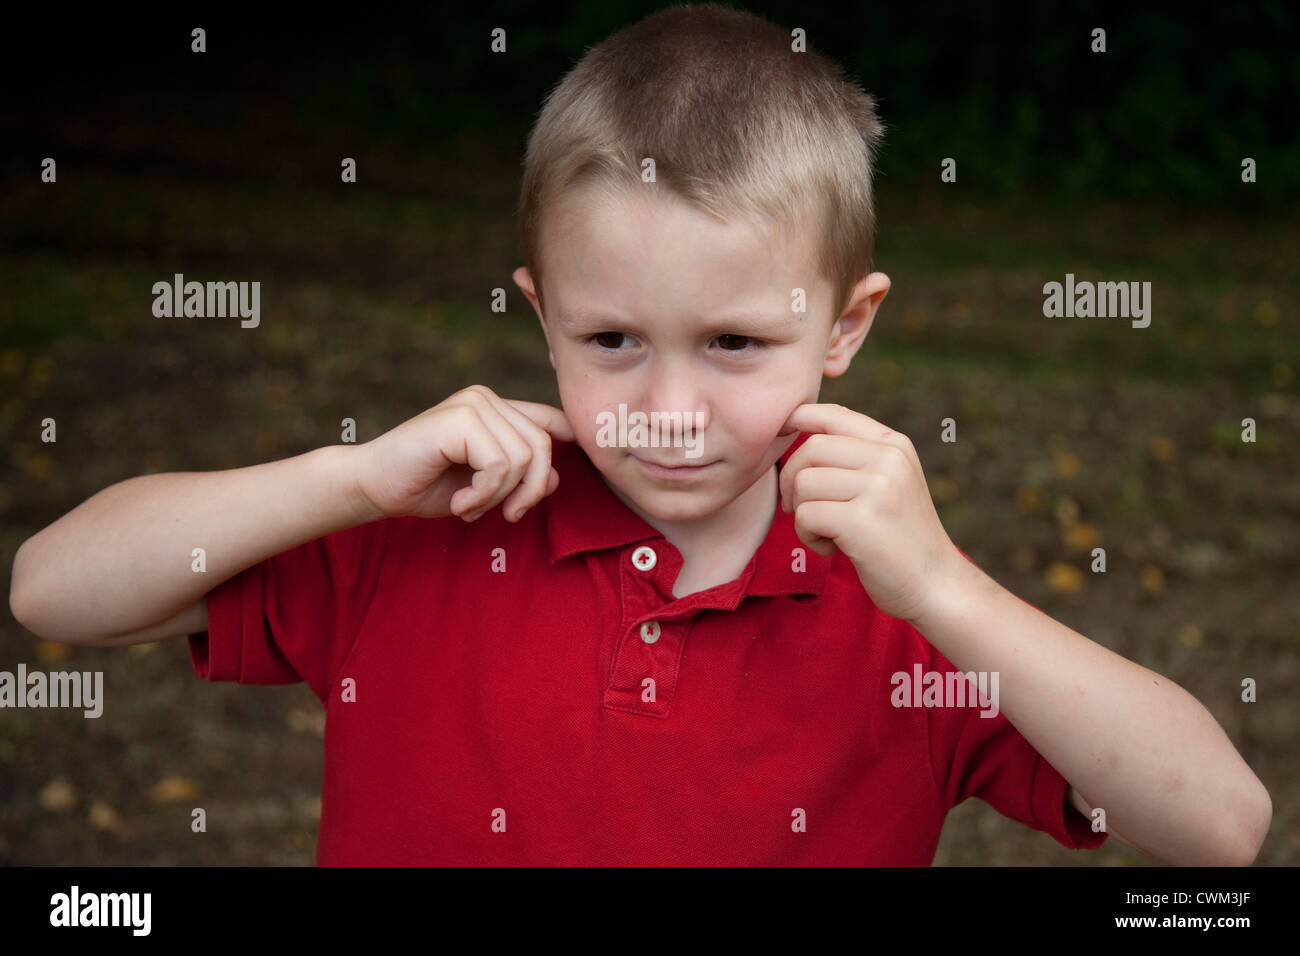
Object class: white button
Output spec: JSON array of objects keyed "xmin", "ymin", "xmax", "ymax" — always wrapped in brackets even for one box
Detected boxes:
[
  {"xmin": 632, "ymin": 546, "xmax": 657, "ymax": 571},
  {"xmin": 640, "ymin": 621, "xmax": 661, "ymax": 644}
]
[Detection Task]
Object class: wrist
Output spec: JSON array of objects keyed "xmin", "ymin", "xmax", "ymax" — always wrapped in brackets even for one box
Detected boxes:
[
  {"xmin": 322, "ymin": 443, "xmax": 385, "ymax": 527},
  {"xmin": 908, "ymin": 544, "xmax": 995, "ymax": 635}
]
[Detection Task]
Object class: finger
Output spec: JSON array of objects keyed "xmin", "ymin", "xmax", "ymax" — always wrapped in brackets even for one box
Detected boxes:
[
  {"xmin": 782, "ymin": 403, "xmax": 900, "ymax": 443},
  {"xmin": 445, "ymin": 408, "xmax": 510, "ymax": 518},
  {"xmin": 784, "ymin": 466, "xmax": 863, "ymax": 514},
  {"xmin": 782, "ymin": 431, "xmax": 925, "ymax": 509},
  {"xmin": 458, "ymin": 395, "xmax": 535, "ymax": 519},
  {"xmin": 779, "ymin": 434, "xmax": 875, "ymax": 510},
  {"xmin": 507, "ymin": 399, "xmax": 577, "ymax": 444},
  {"xmin": 792, "ymin": 498, "xmax": 840, "ymax": 557},
  {"xmin": 482, "ymin": 394, "xmax": 559, "ymax": 521}
]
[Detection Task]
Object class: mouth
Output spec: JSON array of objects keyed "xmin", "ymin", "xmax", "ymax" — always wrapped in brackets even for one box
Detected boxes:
[{"xmin": 633, "ymin": 456, "xmax": 717, "ymax": 479}]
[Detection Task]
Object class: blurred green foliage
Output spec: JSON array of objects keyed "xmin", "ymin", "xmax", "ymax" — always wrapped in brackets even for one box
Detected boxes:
[{"xmin": 266, "ymin": 1, "xmax": 1299, "ymax": 207}]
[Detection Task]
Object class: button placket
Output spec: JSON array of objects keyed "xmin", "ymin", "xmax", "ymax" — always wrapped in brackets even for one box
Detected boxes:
[{"xmin": 605, "ymin": 540, "xmax": 691, "ymax": 717}]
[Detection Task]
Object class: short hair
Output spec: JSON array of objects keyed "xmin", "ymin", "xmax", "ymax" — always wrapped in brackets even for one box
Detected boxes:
[{"xmin": 517, "ymin": 2, "xmax": 886, "ymax": 323}]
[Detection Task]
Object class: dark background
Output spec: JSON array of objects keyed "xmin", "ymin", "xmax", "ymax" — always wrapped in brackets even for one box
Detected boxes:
[{"xmin": 1, "ymin": 2, "xmax": 1296, "ymax": 864}]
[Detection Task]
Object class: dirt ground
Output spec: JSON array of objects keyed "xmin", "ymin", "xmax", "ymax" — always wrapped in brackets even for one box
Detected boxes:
[{"xmin": 1, "ymin": 102, "xmax": 1296, "ymax": 865}]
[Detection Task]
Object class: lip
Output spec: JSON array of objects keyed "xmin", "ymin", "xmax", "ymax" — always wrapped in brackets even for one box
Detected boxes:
[{"xmin": 633, "ymin": 456, "xmax": 717, "ymax": 479}]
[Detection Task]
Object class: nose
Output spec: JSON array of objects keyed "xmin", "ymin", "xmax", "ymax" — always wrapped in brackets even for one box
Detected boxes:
[{"xmin": 642, "ymin": 356, "xmax": 710, "ymax": 435}]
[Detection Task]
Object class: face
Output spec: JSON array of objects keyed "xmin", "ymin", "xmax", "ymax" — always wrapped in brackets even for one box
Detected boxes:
[{"xmin": 515, "ymin": 184, "xmax": 885, "ymax": 525}]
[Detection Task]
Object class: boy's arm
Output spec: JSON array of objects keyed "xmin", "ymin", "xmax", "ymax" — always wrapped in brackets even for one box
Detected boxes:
[
  {"xmin": 10, "ymin": 386, "xmax": 574, "ymax": 648},
  {"xmin": 914, "ymin": 556, "xmax": 1272, "ymax": 867},
  {"xmin": 776, "ymin": 403, "xmax": 1271, "ymax": 867},
  {"xmin": 9, "ymin": 444, "xmax": 379, "ymax": 646}
]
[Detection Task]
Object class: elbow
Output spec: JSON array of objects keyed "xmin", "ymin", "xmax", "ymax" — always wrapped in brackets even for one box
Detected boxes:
[
  {"xmin": 1216, "ymin": 779, "xmax": 1272, "ymax": 867},
  {"xmin": 9, "ymin": 538, "xmax": 43, "ymax": 635},
  {"xmin": 9, "ymin": 537, "xmax": 75, "ymax": 644}
]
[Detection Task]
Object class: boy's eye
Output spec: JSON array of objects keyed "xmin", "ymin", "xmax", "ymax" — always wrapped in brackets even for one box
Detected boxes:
[
  {"xmin": 589, "ymin": 332, "xmax": 631, "ymax": 350},
  {"xmin": 585, "ymin": 332, "xmax": 764, "ymax": 352},
  {"xmin": 716, "ymin": 334, "xmax": 758, "ymax": 351}
]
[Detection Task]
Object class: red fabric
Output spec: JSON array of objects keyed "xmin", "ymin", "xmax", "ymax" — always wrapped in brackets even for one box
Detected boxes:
[{"xmin": 189, "ymin": 433, "xmax": 1107, "ymax": 864}]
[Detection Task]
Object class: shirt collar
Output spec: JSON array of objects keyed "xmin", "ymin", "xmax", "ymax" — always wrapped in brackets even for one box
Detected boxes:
[{"xmin": 546, "ymin": 433, "xmax": 829, "ymax": 598}]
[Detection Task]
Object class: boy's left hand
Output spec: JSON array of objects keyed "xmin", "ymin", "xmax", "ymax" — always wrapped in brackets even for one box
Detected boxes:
[{"xmin": 778, "ymin": 403, "xmax": 965, "ymax": 626}]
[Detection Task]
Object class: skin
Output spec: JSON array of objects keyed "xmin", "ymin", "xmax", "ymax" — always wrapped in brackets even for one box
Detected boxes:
[{"xmin": 513, "ymin": 183, "xmax": 889, "ymax": 590}]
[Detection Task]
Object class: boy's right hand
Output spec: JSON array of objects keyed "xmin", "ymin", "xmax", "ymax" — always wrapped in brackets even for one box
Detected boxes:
[{"xmin": 353, "ymin": 385, "xmax": 576, "ymax": 522}]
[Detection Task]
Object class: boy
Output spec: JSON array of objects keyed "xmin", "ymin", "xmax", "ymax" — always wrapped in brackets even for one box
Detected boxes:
[{"xmin": 10, "ymin": 4, "xmax": 1270, "ymax": 865}]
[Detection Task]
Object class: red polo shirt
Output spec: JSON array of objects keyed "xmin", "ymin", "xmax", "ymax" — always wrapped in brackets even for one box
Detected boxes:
[{"xmin": 189, "ymin": 432, "xmax": 1107, "ymax": 864}]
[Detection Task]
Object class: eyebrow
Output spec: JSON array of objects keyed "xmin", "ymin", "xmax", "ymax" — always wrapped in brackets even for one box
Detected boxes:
[{"xmin": 557, "ymin": 308, "xmax": 799, "ymax": 334}]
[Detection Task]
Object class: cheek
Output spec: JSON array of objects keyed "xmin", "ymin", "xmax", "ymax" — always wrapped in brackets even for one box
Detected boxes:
[
  {"xmin": 720, "ymin": 386, "xmax": 810, "ymax": 446},
  {"xmin": 558, "ymin": 390, "xmax": 616, "ymax": 462}
]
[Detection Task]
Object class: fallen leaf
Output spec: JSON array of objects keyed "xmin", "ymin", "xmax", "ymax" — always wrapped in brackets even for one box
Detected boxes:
[
  {"xmin": 1063, "ymin": 522, "xmax": 1101, "ymax": 552},
  {"xmin": 89, "ymin": 800, "xmax": 122, "ymax": 832},
  {"xmin": 36, "ymin": 640, "xmax": 71, "ymax": 662},
  {"xmin": 287, "ymin": 708, "xmax": 325, "ymax": 736},
  {"xmin": 1254, "ymin": 301, "xmax": 1279, "ymax": 327},
  {"xmin": 1148, "ymin": 436, "xmax": 1176, "ymax": 462},
  {"xmin": 929, "ymin": 475, "xmax": 958, "ymax": 503},
  {"xmin": 39, "ymin": 778, "xmax": 77, "ymax": 812},
  {"xmin": 1140, "ymin": 565, "xmax": 1165, "ymax": 594},
  {"xmin": 1045, "ymin": 562, "xmax": 1084, "ymax": 593},
  {"xmin": 23, "ymin": 456, "xmax": 54, "ymax": 482},
  {"xmin": 151, "ymin": 776, "xmax": 199, "ymax": 804},
  {"xmin": 1053, "ymin": 496, "xmax": 1080, "ymax": 528},
  {"xmin": 1054, "ymin": 451, "xmax": 1081, "ymax": 478}
]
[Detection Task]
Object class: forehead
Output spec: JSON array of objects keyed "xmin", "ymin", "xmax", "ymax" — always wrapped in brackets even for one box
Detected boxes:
[{"xmin": 541, "ymin": 183, "xmax": 826, "ymax": 325}]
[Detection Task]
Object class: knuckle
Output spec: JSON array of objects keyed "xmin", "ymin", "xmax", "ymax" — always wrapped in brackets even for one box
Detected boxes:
[{"xmin": 461, "ymin": 385, "xmax": 491, "ymax": 406}]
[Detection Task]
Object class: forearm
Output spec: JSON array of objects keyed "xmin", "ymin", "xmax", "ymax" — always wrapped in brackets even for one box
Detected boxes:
[
  {"xmin": 912, "ymin": 555, "xmax": 1272, "ymax": 866},
  {"xmin": 10, "ymin": 444, "xmax": 375, "ymax": 644}
]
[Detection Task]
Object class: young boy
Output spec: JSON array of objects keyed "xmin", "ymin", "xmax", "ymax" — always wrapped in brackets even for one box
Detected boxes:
[{"xmin": 10, "ymin": 4, "xmax": 1270, "ymax": 865}]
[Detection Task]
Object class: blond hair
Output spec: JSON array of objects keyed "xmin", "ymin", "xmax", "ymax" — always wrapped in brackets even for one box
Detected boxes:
[{"xmin": 517, "ymin": 2, "xmax": 885, "ymax": 322}]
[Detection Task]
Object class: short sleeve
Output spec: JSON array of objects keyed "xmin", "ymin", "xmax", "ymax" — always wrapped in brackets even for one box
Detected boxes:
[
  {"xmin": 926, "ymin": 640, "xmax": 1108, "ymax": 851},
  {"xmin": 186, "ymin": 519, "xmax": 389, "ymax": 703}
]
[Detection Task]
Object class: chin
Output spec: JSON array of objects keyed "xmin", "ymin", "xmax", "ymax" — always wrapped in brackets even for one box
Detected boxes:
[
  {"xmin": 629, "ymin": 491, "xmax": 726, "ymax": 523},
  {"xmin": 598, "ymin": 463, "xmax": 728, "ymax": 522}
]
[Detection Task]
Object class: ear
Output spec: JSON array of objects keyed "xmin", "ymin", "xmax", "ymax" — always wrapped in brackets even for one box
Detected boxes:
[
  {"xmin": 823, "ymin": 272, "xmax": 890, "ymax": 379},
  {"xmin": 513, "ymin": 266, "xmax": 555, "ymax": 369}
]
